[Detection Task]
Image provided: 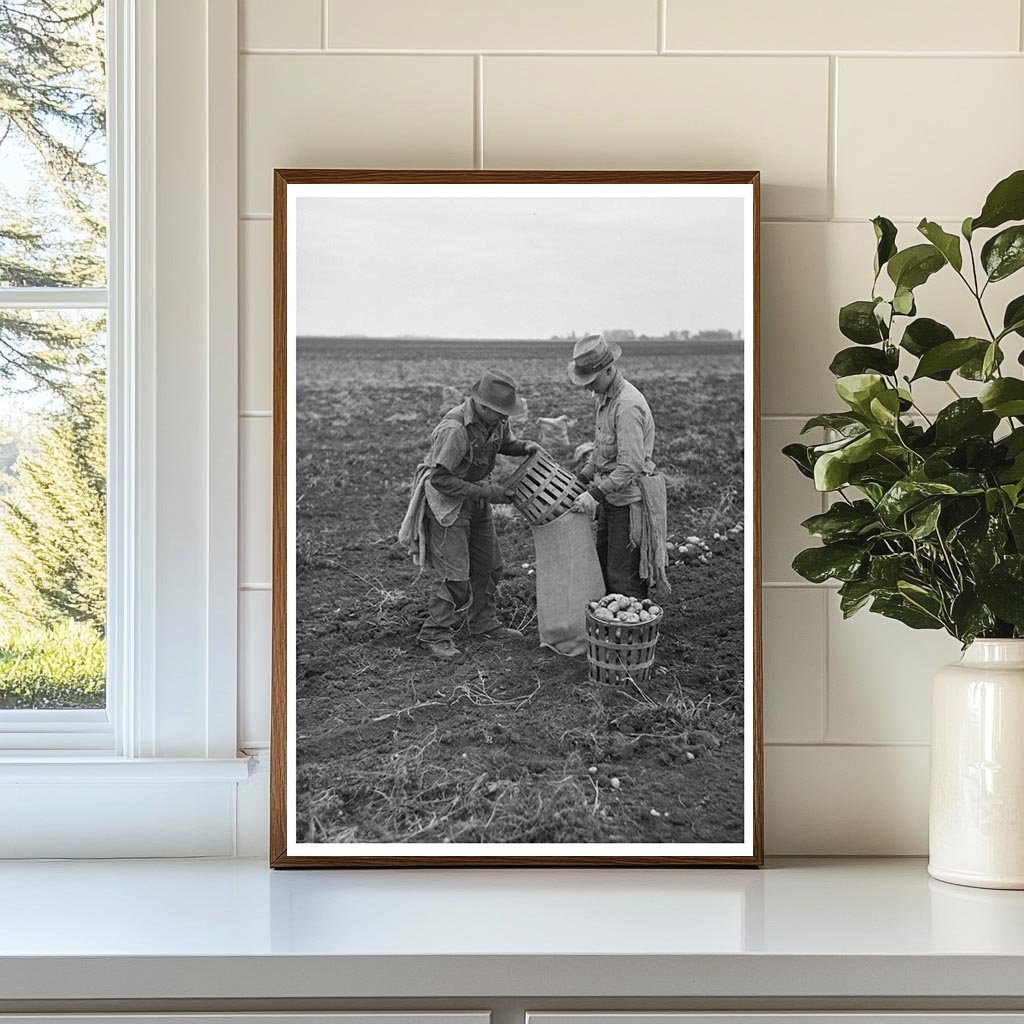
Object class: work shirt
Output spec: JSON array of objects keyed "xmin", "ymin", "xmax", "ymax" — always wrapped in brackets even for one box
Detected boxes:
[
  {"xmin": 428, "ymin": 399, "xmax": 528, "ymax": 502},
  {"xmin": 580, "ymin": 372, "xmax": 655, "ymax": 507}
]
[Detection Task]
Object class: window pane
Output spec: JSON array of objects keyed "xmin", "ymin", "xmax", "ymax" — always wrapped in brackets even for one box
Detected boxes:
[
  {"xmin": 0, "ymin": 1, "xmax": 107, "ymax": 288},
  {"xmin": 0, "ymin": 309, "xmax": 106, "ymax": 709}
]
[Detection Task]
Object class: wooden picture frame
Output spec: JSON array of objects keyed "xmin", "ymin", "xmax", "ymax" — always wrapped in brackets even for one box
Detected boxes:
[{"xmin": 271, "ymin": 170, "xmax": 763, "ymax": 867}]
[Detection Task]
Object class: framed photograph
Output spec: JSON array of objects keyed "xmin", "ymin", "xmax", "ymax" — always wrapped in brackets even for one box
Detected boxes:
[{"xmin": 271, "ymin": 170, "xmax": 762, "ymax": 867}]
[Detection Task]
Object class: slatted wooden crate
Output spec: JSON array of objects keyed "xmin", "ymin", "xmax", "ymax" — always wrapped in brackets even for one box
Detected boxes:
[{"xmin": 505, "ymin": 450, "xmax": 586, "ymax": 526}]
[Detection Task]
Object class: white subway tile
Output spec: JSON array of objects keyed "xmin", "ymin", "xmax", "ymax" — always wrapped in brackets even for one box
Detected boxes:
[
  {"xmin": 241, "ymin": 0, "xmax": 321, "ymax": 50},
  {"xmin": 483, "ymin": 57, "xmax": 830, "ymax": 219},
  {"xmin": 760, "ymin": 418, "xmax": 823, "ymax": 584},
  {"xmin": 827, "ymin": 599, "xmax": 961, "ymax": 744},
  {"xmin": 239, "ymin": 589, "xmax": 272, "ymax": 747},
  {"xmin": 762, "ymin": 221, "xmax": 1022, "ymax": 416},
  {"xmin": 240, "ymin": 55, "xmax": 474, "ymax": 213},
  {"xmin": 666, "ymin": 0, "xmax": 1020, "ymax": 53},
  {"xmin": 328, "ymin": 0, "xmax": 657, "ymax": 51},
  {"xmin": 836, "ymin": 58, "xmax": 1024, "ymax": 221},
  {"xmin": 766, "ymin": 744, "xmax": 929, "ymax": 854},
  {"xmin": 240, "ymin": 220, "xmax": 272, "ymax": 411},
  {"xmin": 240, "ymin": 417, "xmax": 273, "ymax": 586},
  {"xmin": 762, "ymin": 588, "xmax": 825, "ymax": 743}
]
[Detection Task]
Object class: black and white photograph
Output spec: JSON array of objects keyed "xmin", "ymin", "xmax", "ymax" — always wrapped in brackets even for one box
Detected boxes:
[{"xmin": 272, "ymin": 171, "xmax": 762, "ymax": 866}]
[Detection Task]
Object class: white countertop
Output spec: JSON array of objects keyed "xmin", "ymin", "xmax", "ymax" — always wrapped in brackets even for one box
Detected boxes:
[{"xmin": 2, "ymin": 857, "xmax": 1024, "ymax": 1002}]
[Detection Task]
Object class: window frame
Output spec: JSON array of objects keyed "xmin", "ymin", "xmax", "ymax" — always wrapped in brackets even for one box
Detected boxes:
[
  {"xmin": 0, "ymin": 2, "xmax": 120, "ymax": 751},
  {"xmin": 0, "ymin": 0, "xmax": 244, "ymax": 788}
]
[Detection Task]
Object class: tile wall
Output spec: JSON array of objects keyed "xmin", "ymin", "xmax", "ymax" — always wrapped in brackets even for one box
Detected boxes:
[{"xmin": 236, "ymin": 0, "xmax": 1024, "ymax": 853}]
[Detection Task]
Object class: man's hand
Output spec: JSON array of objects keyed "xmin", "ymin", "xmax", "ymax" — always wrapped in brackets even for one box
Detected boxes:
[
  {"xmin": 523, "ymin": 440, "xmax": 544, "ymax": 455},
  {"xmin": 572, "ymin": 491, "xmax": 599, "ymax": 516},
  {"xmin": 483, "ymin": 484, "xmax": 513, "ymax": 504}
]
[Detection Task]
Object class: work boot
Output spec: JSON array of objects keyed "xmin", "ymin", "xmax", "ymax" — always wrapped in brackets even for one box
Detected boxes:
[
  {"xmin": 476, "ymin": 626, "xmax": 525, "ymax": 640},
  {"xmin": 419, "ymin": 638, "xmax": 461, "ymax": 659}
]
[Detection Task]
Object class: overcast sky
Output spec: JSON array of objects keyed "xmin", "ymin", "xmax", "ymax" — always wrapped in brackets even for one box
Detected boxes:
[{"xmin": 296, "ymin": 196, "xmax": 745, "ymax": 339}]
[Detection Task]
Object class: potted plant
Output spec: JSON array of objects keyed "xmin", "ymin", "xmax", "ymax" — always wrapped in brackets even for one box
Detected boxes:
[{"xmin": 785, "ymin": 169, "xmax": 1024, "ymax": 889}]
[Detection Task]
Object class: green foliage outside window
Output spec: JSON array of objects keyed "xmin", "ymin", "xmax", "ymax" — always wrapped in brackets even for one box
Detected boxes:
[{"xmin": 0, "ymin": 1, "xmax": 107, "ymax": 708}]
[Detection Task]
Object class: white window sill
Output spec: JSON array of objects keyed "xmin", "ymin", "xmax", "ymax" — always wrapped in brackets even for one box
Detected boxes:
[{"xmin": 0, "ymin": 754, "xmax": 252, "ymax": 782}]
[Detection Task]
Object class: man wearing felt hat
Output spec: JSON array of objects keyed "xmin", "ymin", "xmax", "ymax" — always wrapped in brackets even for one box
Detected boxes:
[
  {"xmin": 411, "ymin": 370, "xmax": 541, "ymax": 659},
  {"xmin": 567, "ymin": 334, "xmax": 662, "ymax": 600}
]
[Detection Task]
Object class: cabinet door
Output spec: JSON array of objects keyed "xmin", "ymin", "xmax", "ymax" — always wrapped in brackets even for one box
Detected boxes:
[
  {"xmin": 528, "ymin": 1015, "xmax": 1024, "ymax": 1024},
  {"xmin": 0, "ymin": 1015, "xmax": 490, "ymax": 1024}
]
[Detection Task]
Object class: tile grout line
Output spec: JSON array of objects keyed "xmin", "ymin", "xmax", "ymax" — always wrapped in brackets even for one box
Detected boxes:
[
  {"xmin": 820, "ymin": 587, "xmax": 831, "ymax": 742},
  {"xmin": 766, "ymin": 740, "xmax": 931, "ymax": 748},
  {"xmin": 657, "ymin": 0, "xmax": 666, "ymax": 54},
  {"xmin": 238, "ymin": 47, "xmax": 1024, "ymax": 57},
  {"xmin": 474, "ymin": 55, "xmax": 484, "ymax": 169},
  {"xmin": 827, "ymin": 55, "xmax": 838, "ymax": 220}
]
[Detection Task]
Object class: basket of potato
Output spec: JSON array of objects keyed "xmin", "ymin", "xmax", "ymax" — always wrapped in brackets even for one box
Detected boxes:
[{"xmin": 584, "ymin": 594, "xmax": 664, "ymax": 684}]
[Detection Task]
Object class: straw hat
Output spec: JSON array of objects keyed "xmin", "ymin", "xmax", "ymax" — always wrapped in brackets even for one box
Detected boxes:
[{"xmin": 566, "ymin": 334, "xmax": 622, "ymax": 386}]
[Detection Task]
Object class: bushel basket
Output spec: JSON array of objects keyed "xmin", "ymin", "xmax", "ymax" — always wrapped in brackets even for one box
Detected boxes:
[
  {"xmin": 585, "ymin": 607, "xmax": 662, "ymax": 684},
  {"xmin": 505, "ymin": 450, "xmax": 585, "ymax": 526}
]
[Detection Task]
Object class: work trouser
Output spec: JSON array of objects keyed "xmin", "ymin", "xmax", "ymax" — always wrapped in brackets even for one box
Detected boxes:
[
  {"xmin": 418, "ymin": 498, "xmax": 504, "ymax": 642},
  {"xmin": 596, "ymin": 495, "xmax": 647, "ymax": 600}
]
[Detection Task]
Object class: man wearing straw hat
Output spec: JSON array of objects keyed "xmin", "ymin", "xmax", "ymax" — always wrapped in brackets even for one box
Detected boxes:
[
  {"xmin": 567, "ymin": 334, "xmax": 664, "ymax": 600},
  {"xmin": 414, "ymin": 370, "xmax": 542, "ymax": 660}
]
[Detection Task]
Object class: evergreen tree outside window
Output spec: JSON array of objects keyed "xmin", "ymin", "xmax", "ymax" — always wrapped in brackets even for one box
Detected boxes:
[{"xmin": 0, "ymin": 1, "xmax": 107, "ymax": 709}]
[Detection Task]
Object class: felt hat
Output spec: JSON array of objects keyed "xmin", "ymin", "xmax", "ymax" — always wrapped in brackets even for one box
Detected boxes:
[
  {"xmin": 470, "ymin": 369, "xmax": 526, "ymax": 417},
  {"xmin": 566, "ymin": 334, "xmax": 622, "ymax": 386}
]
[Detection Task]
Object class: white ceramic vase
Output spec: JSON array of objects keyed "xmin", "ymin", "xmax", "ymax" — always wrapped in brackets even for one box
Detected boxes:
[{"xmin": 929, "ymin": 639, "xmax": 1024, "ymax": 889}]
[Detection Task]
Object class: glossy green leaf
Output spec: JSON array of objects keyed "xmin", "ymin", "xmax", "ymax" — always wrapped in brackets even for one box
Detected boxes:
[
  {"xmin": 871, "ymin": 594, "xmax": 943, "ymax": 630},
  {"xmin": 800, "ymin": 501, "xmax": 879, "ymax": 543},
  {"xmin": 933, "ymin": 399, "xmax": 999, "ymax": 445},
  {"xmin": 981, "ymin": 225, "xmax": 1024, "ymax": 282},
  {"xmin": 981, "ymin": 341, "xmax": 1000, "ymax": 381},
  {"xmin": 892, "ymin": 286, "xmax": 915, "ymax": 316},
  {"xmin": 839, "ymin": 299, "xmax": 886, "ymax": 345},
  {"xmin": 792, "ymin": 542, "xmax": 866, "ymax": 584},
  {"xmin": 959, "ymin": 344, "xmax": 1004, "ymax": 381},
  {"xmin": 829, "ymin": 345, "xmax": 899, "ymax": 378},
  {"xmin": 970, "ymin": 168, "xmax": 1024, "ymax": 232},
  {"xmin": 979, "ymin": 378, "xmax": 1024, "ymax": 418},
  {"xmin": 886, "ymin": 244, "xmax": 946, "ymax": 291},
  {"xmin": 976, "ymin": 576, "xmax": 1024, "ymax": 629},
  {"xmin": 781, "ymin": 442, "xmax": 815, "ymax": 479},
  {"xmin": 1003, "ymin": 295, "xmax": 1024, "ymax": 340},
  {"xmin": 814, "ymin": 450, "xmax": 851, "ymax": 491},
  {"xmin": 900, "ymin": 318, "xmax": 955, "ymax": 366},
  {"xmin": 911, "ymin": 338, "xmax": 987, "ymax": 381},
  {"xmin": 868, "ymin": 389, "xmax": 902, "ymax": 430},
  {"xmin": 877, "ymin": 479, "xmax": 958, "ymax": 524},
  {"xmin": 868, "ymin": 552, "xmax": 915, "ymax": 587},
  {"xmin": 835, "ymin": 373, "xmax": 886, "ymax": 414},
  {"xmin": 950, "ymin": 593, "xmax": 995, "ymax": 644},
  {"xmin": 872, "ymin": 215, "xmax": 898, "ymax": 278},
  {"xmin": 838, "ymin": 579, "xmax": 882, "ymax": 618},
  {"xmin": 908, "ymin": 500, "xmax": 943, "ymax": 539},
  {"xmin": 917, "ymin": 218, "xmax": 963, "ymax": 272},
  {"xmin": 800, "ymin": 412, "xmax": 866, "ymax": 435},
  {"xmin": 961, "ymin": 216, "xmax": 974, "ymax": 241}
]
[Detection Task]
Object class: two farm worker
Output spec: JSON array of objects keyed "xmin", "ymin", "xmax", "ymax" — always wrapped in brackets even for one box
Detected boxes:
[
  {"xmin": 417, "ymin": 370, "xmax": 541, "ymax": 659},
  {"xmin": 567, "ymin": 334, "xmax": 660, "ymax": 600}
]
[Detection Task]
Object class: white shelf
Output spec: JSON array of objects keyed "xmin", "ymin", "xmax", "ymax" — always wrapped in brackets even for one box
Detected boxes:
[{"xmin": 1, "ymin": 857, "xmax": 1023, "ymax": 1003}]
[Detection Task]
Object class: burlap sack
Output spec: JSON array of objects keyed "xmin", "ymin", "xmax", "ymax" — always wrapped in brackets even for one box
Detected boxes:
[{"xmin": 532, "ymin": 510, "xmax": 606, "ymax": 656}]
